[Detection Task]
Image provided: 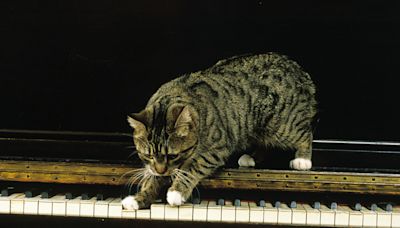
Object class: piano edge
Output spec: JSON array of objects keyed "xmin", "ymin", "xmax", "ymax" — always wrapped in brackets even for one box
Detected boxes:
[{"xmin": 0, "ymin": 159, "xmax": 399, "ymax": 195}]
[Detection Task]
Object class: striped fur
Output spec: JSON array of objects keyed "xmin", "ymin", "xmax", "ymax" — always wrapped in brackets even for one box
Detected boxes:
[{"xmin": 126, "ymin": 53, "xmax": 317, "ymax": 208}]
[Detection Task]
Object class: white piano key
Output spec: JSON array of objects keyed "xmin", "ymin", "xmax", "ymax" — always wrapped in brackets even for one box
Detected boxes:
[
  {"xmin": 136, "ymin": 208, "xmax": 151, "ymax": 220},
  {"xmin": 24, "ymin": 195, "xmax": 41, "ymax": 215},
  {"xmin": 164, "ymin": 204, "xmax": 179, "ymax": 220},
  {"xmin": 236, "ymin": 201, "xmax": 250, "ymax": 223},
  {"xmin": 192, "ymin": 200, "xmax": 208, "ymax": 222},
  {"xmin": 277, "ymin": 203, "xmax": 292, "ymax": 225},
  {"xmin": 0, "ymin": 193, "xmax": 24, "ymax": 214},
  {"xmin": 108, "ymin": 198, "xmax": 122, "ymax": 218},
  {"xmin": 319, "ymin": 204, "xmax": 335, "ymax": 227},
  {"xmin": 207, "ymin": 200, "xmax": 222, "ymax": 222},
  {"xmin": 10, "ymin": 194, "xmax": 25, "ymax": 214},
  {"xmin": 80, "ymin": 196, "xmax": 97, "ymax": 217},
  {"xmin": 291, "ymin": 204, "xmax": 307, "ymax": 225},
  {"xmin": 392, "ymin": 205, "xmax": 400, "ymax": 228},
  {"xmin": 122, "ymin": 209, "xmax": 136, "ymax": 219},
  {"xmin": 249, "ymin": 202, "xmax": 264, "ymax": 223},
  {"xmin": 348, "ymin": 206, "xmax": 363, "ymax": 227},
  {"xmin": 221, "ymin": 200, "xmax": 235, "ymax": 223},
  {"xmin": 263, "ymin": 202, "xmax": 278, "ymax": 224},
  {"xmin": 303, "ymin": 203, "xmax": 320, "ymax": 226},
  {"xmin": 150, "ymin": 202, "xmax": 165, "ymax": 220},
  {"xmin": 66, "ymin": 196, "xmax": 81, "ymax": 217},
  {"xmin": 360, "ymin": 206, "xmax": 377, "ymax": 227},
  {"xmin": 38, "ymin": 195, "xmax": 53, "ymax": 215},
  {"xmin": 94, "ymin": 197, "xmax": 114, "ymax": 218},
  {"xmin": 335, "ymin": 205, "xmax": 350, "ymax": 227},
  {"xmin": 375, "ymin": 207, "xmax": 391, "ymax": 228},
  {"xmin": 178, "ymin": 203, "xmax": 193, "ymax": 221},
  {"xmin": 51, "ymin": 195, "xmax": 68, "ymax": 216}
]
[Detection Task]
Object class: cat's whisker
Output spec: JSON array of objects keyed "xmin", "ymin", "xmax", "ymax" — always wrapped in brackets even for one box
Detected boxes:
[
  {"xmin": 127, "ymin": 150, "xmax": 138, "ymax": 158},
  {"xmin": 126, "ymin": 172, "xmax": 144, "ymax": 188},
  {"xmin": 119, "ymin": 167, "xmax": 146, "ymax": 183},
  {"xmin": 134, "ymin": 169, "xmax": 153, "ymax": 192},
  {"xmin": 175, "ymin": 168, "xmax": 197, "ymax": 180},
  {"xmin": 175, "ymin": 169, "xmax": 197, "ymax": 186},
  {"xmin": 172, "ymin": 171, "xmax": 190, "ymax": 187},
  {"xmin": 171, "ymin": 170, "xmax": 187, "ymax": 185},
  {"xmin": 173, "ymin": 169, "xmax": 196, "ymax": 188},
  {"xmin": 124, "ymin": 168, "xmax": 148, "ymax": 192}
]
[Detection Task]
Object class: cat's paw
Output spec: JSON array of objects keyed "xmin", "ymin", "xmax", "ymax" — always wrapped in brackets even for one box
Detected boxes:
[
  {"xmin": 238, "ymin": 154, "xmax": 256, "ymax": 167},
  {"xmin": 290, "ymin": 158, "xmax": 312, "ymax": 170},
  {"xmin": 122, "ymin": 196, "xmax": 139, "ymax": 210},
  {"xmin": 167, "ymin": 190, "xmax": 185, "ymax": 206}
]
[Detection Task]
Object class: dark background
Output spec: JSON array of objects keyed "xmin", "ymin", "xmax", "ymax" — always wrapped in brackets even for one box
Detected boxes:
[{"xmin": 1, "ymin": 0, "xmax": 399, "ymax": 141}]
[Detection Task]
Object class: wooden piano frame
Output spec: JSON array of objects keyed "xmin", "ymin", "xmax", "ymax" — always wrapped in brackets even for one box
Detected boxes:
[{"xmin": 1, "ymin": 160, "xmax": 400, "ymax": 195}]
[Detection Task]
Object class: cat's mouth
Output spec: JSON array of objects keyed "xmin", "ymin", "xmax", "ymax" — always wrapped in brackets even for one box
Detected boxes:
[{"xmin": 148, "ymin": 167, "xmax": 172, "ymax": 176}]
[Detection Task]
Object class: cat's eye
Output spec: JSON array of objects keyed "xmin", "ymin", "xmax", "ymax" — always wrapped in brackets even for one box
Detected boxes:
[{"xmin": 168, "ymin": 154, "xmax": 179, "ymax": 160}]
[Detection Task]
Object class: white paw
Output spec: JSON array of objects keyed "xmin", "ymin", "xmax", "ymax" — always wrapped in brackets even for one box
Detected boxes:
[
  {"xmin": 167, "ymin": 190, "xmax": 185, "ymax": 206},
  {"xmin": 238, "ymin": 154, "xmax": 256, "ymax": 167},
  {"xmin": 290, "ymin": 158, "xmax": 312, "ymax": 170},
  {"xmin": 122, "ymin": 196, "xmax": 139, "ymax": 210}
]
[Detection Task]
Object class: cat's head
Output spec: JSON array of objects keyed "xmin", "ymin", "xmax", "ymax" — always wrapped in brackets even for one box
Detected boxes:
[{"xmin": 127, "ymin": 104, "xmax": 198, "ymax": 176}]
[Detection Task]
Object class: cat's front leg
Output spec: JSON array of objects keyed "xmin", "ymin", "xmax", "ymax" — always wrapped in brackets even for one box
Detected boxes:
[
  {"xmin": 122, "ymin": 175, "xmax": 168, "ymax": 210},
  {"xmin": 167, "ymin": 152, "xmax": 226, "ymax": 206},
  {"xmin": 166, "ymin": 174, "xmax": 197, "ymax": 206}
]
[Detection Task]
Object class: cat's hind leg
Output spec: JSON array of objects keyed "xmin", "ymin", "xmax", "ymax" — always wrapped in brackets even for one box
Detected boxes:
[
  {"xmin": 238, "ymin": 154, "xmax": 256, "ymax": 167},
  {"xmin": 290, "ymin": 134, "xmax": 313, "ymax": 170}
]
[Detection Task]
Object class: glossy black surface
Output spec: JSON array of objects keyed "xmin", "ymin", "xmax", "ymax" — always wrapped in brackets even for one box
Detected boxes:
[
  {"xmin": 0, "ymin": 0, "xmax": 399, "ymax": 142},
  {"xmin": 1, "ymin": 130, "xmax": 400, "ymax": 171}
]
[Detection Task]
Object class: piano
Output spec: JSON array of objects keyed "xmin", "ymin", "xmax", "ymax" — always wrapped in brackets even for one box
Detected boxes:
[{"xmin": 1, "ymin": 129, "xmax": 400, "ymax": 227}]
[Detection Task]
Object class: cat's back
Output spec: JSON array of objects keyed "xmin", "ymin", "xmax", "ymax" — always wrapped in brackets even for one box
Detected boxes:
[
  {"xmin": 211, "ymin": 53, "xmax": 315, "ymax": 92},
  {"xmin": 178, "ymin": 53, "xmax": 315, "ymax": 101},
  {"xmin": 148, "ymin": 53, "xmax": 315, "ymax": 107}
]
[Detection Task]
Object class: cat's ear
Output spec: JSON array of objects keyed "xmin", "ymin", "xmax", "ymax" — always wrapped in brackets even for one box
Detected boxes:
[
  {"xmin": 175, "ymin": 106, "xmax": 194, "ymax": 126},
  {"xmin": 127, "ymin": 109, "xmax": 150, "ymax": 137},
  {"xmin": 174, "ymin": 106, "xmax": 196, "ymax": 137}
]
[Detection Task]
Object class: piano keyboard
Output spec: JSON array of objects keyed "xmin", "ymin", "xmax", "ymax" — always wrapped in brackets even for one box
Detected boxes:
[{"xmin": 1, "ymin": 190, "xmax": 400, "ymax": 227}]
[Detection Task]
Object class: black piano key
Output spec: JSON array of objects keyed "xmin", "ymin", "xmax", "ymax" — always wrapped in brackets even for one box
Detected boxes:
[
  {"xmin": 24, "ymin": 189, "xmax": 41, "ymax": 198},
  {"xmin": 1, "ymin": 187, "xmax": 13, "ymax": 197},
  {"xmin": 234, "ymin": 199, "xmax": 241, "ymax": 207},
  {"xmin": 330, "ymin": 202, "xmax": 338, "ymax": 210},
  {"xmin": 370, "ymin": 203, "xmax": 378, "ymax": 211},
  {"xmin": 96, "ymin": 194, "xmax": 104, "ymax": 201},
  {"xmin": 191, "ymin": 197, "xmax": 200, "ymax": 204},
  {"xmin": 24, "ymin": 191, "xmax": 34, "ymax": 198},
  {"xmin": 290, "ymin": 201, "xmax": 297, "ymax": 208},
  {"xmin": 41, "ymin": 191, "xmax": 50, "ymax": 199},
  {"xmin": 354, "ymin": 203, "xmax": 362, "ymax": 211},
  {"xmin": 313, "ymin": 201, "xmax": 321, "ymax": 209},
  {"xmin": 386, "ymin": 204, "xmax": 393, "ymax": 212},
  {"xmin": 81, "ymin": 193, "xmax": 90, "ymax": 200},
  {"xmin": 274, "ymin": 201, "xmax": 281, "ymax": 208},
  {"xmin": 1, "ymin": 189, "xmax": 9, "ymax": 197},
  {"xmin": 259, "ymin": 200, "xmax": 266, "ymax": 207},
  {"xmin": 65, "ymin": 192, "xmax": 74, "ymax": 200},
  {"xmin": 217, "ymin": 199, "xmax": 225, "ymax": 206}
]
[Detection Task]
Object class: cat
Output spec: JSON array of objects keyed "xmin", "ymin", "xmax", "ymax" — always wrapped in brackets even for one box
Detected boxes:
[{"xmin": 122, "ymin": 52, "xmax": 317, "ymax": 210}]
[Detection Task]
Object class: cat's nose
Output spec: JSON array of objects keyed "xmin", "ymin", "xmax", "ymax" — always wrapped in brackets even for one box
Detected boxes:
[{"xmin": 155, "ymin": 163, "xmax": 167, "ymax": 174}]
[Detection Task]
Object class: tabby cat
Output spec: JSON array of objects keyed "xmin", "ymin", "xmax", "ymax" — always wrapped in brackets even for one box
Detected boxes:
[{"xmin": 122, "ymin": 53, "xmax": 317, "ymax": 209}]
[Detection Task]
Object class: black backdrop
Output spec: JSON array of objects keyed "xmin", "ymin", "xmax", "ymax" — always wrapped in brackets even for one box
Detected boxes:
[{"xmin": 1, "ymin": 0, "xmax": 399, "ymax": 141}]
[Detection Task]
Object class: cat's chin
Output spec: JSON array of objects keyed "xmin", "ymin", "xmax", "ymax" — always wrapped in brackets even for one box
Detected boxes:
[
  {"xmin": 167, "ymin": 190, "xmax": 185, "ymax": 206},
  {"xmin": 122, "ymin": 196, "xmax": 139, "ymax": 210}
]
